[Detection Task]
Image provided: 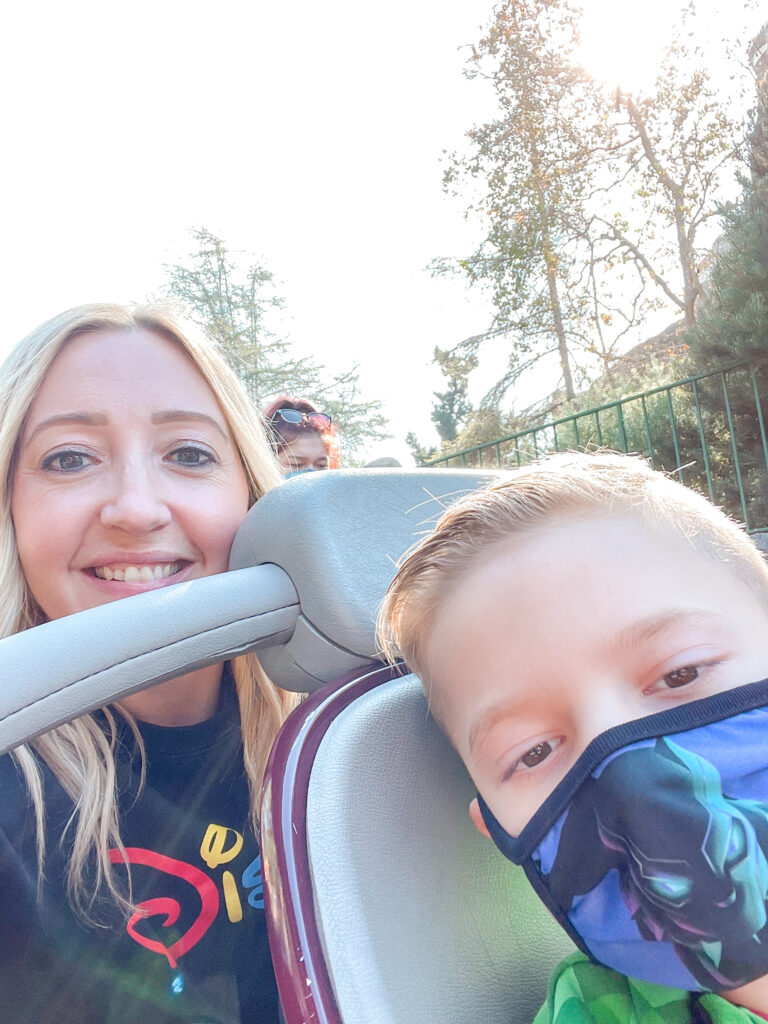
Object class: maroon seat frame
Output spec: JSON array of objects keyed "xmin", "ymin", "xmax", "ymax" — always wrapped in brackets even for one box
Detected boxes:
[{"xmin": 259, "ymin": 662, "xmax": 401, "ymax": 1024}]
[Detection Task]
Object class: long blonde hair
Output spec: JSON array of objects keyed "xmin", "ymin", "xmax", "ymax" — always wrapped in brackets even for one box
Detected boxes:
[
  {"xmin": 0, "ymin": 302, "xmax": 300, "ymax": 918},
  {"xmin": 379, "ymin": 451, "xmax": 768, "ymax": 685}
]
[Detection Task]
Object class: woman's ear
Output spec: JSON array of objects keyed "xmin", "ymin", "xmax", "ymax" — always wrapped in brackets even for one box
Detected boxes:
[{"xmin": 469, "ymin": 797, "xmax": 491, "ymax": 838}]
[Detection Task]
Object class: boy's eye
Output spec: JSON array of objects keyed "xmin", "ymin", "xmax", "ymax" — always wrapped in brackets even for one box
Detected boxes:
[
  {"xmin": 504, "ymin": 737, "xmax": 563, "ymax": 780},
  {"xmin": 662, "ymin": 666, "xmax": 699, "ymax": 688},
  {"xmin": 644, "ymin": 661, "xmax": 717, "ymax": 697},
  {"xmin": 521, "ymin": 741, "xmax": 554, "ymax": 767}
]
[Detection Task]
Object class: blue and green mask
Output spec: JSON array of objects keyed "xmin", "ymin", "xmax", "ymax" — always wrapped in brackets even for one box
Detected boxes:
[{"xmin": 478, "ymin": 679, "xmax": 768, "ymax": 991}]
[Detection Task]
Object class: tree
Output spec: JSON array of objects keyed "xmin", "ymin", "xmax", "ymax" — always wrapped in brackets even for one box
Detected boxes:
[
  {"xmin": 688, "ymin": 180, "xmax": 768, "ymax": 367},
  {"xmin": 161, "ymin": 228, "xmax": 389, "ymax": 461},
  {"xmin": 687, "ymin": 21, "xmax": 768, "ymax": 367},
  {"xmin": 597, "ymin": 6, "xmax": 751, "ymax": 327},
  {"xmin": 434, "ymin": 0, "xmax": 751, "ymax": 413},
  {"xmin": 434, "ymin": 0, "xmax": 655, "ymax": 405},
  {"xmin": 683, "ymin": 26, "xmax": 768, "ymax": 529},
  {"xmin": 430, "ymin": 348, "xmax": 477, "ymax": 442},
  {"xmin": 406, "ymin": 348, "xmax": 478, "ymax": 464},
  {"xmin": 405, "ymin": 432, "xmax": 438, "ymax": 466},
  {"xmin": 436, "ymin": 0, "xmax": 591, "ymax": 401}
]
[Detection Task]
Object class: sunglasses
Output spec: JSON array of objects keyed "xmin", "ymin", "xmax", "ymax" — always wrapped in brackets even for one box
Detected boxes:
[{"xmin": 269, "ymin": 408, "xmax": 332, "ymax": 432}]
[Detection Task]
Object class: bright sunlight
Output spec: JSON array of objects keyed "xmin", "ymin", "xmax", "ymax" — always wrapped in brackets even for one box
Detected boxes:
[{"xmin": 576, "ymin": 0, "xmax": 673, "ymax": 93}]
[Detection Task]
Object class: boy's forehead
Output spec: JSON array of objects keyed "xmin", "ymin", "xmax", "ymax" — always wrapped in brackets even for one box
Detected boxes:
[
  {"xmin": 421, "ymin": 513, "xmax": 768, "ymax": 735},
  {"xmin": 432, "ymin": 505, "xmax": 744, "ymax": 594}
]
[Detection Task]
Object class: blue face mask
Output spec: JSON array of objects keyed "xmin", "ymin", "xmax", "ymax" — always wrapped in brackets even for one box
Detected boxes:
[
  {"xmin": 284, "ymin": 468, "xmax": 315, "ymax": 479},
  {"xmin": 478, "ymin": 678, "xmax": 768, "ymax": 991}
]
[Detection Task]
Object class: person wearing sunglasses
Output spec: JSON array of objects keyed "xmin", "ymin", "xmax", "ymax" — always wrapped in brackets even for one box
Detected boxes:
[{"xmin": 262, "ymin": 396, "xmax": 336, "ymax": 476}]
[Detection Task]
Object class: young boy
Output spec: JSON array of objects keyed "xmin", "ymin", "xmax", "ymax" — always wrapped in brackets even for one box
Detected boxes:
[{"xmin": 379, "ymin": 452, "xmax": 768, "ymax": 1023}]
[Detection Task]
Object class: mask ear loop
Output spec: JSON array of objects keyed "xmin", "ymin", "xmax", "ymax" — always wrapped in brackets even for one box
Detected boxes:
[
  {"xmin": 476, "ymin": 788, "xmax": 598, "ymax": 961},
  {"xmin": 475, "ymin": 793, "xmax": 522, "ymax": 861}
]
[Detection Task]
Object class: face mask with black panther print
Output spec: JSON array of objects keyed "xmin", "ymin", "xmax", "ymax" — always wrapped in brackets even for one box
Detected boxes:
[{"xmin": 477, "ymin": 679, "xmax": 768, "ymax": 992}]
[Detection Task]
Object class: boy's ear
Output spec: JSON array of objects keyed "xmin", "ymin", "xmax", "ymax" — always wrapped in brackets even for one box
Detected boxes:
[{"xmin": 469, "ymin": 797, "xmax": 491, "ymax": 838}]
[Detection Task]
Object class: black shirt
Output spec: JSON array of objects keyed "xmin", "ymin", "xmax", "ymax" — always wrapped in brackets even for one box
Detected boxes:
[{"xmin": 0, "ymin": 676, "xmax": 279, "ymax": 1023}]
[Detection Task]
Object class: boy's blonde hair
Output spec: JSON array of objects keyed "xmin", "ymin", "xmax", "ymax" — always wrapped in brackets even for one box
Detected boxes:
[
  {"xmin": 379, "ymin": 452, "xmax": 768, "ymax": 684},
  {"xmin": 0, "ymin": 302, "xmax": 300, "ymax": 918}
]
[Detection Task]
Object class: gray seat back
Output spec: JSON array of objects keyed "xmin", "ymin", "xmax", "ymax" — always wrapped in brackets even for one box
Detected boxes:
[{"xmin": 304, "ymin": 673, "xmax": 574, "ymax": 1023}]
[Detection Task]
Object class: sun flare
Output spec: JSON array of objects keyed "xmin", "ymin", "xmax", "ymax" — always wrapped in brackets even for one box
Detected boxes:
[{"xmin": 576, "ymin": 0, "xmax": 672, "ymax": 95}]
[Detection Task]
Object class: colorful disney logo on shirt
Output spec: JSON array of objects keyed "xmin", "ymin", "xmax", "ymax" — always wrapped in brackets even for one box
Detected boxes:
[{"xmin": 109, "ymin": 824, "xmax": 264, "ymax": 968}]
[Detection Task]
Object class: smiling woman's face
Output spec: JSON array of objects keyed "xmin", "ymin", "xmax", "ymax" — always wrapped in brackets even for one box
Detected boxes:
[{"xmin": 11, "ymin": 327, "xmax": 250, "ymax": 621}]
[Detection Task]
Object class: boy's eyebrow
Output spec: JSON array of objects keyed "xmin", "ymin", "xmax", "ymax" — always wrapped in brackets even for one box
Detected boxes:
[
  {"xmin": 468, "ymin": 609, "xmax": 727, "ymax": 755},
  {"xmin": 469, "ymin": 698, "xmax": 526, "ymax": 755},
  {"xmin": 606, "ymin": 609, "xmax": 726, "ymax": 654}
]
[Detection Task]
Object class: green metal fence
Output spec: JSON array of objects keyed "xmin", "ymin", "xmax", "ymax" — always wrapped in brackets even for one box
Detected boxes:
[{"xmin": 427, "ymin": 360, "xmax": 768, "ymax": 534}]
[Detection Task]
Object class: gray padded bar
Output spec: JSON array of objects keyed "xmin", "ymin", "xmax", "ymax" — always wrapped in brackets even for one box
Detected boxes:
[
  {"xmin": 0, "ymin": 564, "xmax": 298, "ymax": 755},
  {"xmin": 0, "ymin": 470, "xmax": 507, "ymax": 746}
]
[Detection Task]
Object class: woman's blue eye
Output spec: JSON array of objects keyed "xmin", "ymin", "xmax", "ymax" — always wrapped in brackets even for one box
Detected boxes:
[
  {"xmin": 169, "ymin": 446, "xmax": 215, "ymax": 466},
  {"xmin": 42, "ymin": 450, "xmax": 91, "ymax": 472}
]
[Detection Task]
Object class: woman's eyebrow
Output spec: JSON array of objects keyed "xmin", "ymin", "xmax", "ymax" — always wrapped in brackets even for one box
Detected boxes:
[
  {"xmin": 24, "ymin": 409, "xmax": 229, "ymax": 447},
  {"xmin": 25, "ymin": 412, "xmax": 108, "ymax": 444},
  {"xmin": 150, "ymin": 410, "xmax": 228, "ymax": 438}
]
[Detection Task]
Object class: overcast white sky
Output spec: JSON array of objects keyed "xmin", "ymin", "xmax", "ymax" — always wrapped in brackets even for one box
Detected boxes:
[{"xmin": 0, "ymin": 0, "xmax": 762, "ymax": 464}]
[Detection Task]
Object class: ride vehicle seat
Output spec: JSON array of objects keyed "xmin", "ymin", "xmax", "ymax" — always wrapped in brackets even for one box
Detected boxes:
[{"xmin": 0, "ymin": 469, "xmax": 574, "ymax": 1024}]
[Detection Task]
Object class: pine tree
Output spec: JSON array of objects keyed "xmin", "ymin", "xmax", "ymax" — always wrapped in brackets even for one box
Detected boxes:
[
  {"xmin": 685, "ymin": 31, "xmax": 768, "ymax": 529},
  {"xmin": 430, "ymin": 349, "xmax": 477, "ymax": 443},
  {"xmin": 161, "ymin": 228, "xmax": 389, "ymax": 461},
  {"xmin": 696, "ymin": 191, "xmax": 768, "ymax": 362},
  {"xmin": 689, "ymin": 134, "xmax": 768, "ymax": 360}
]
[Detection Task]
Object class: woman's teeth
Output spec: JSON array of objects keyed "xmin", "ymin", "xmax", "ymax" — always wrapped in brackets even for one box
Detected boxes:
[{"xmin": 92, "ymin": 563, "xmax": 182, "ymax": 582}]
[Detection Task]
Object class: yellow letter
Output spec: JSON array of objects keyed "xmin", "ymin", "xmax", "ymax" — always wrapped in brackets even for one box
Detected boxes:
[
  {"xmin": 200, "ymin": 824, "xmax": 244, "ymax": 869},
  {"xmin": 222, "ymin": 871, "xmax": 243, "ymax": 923}
]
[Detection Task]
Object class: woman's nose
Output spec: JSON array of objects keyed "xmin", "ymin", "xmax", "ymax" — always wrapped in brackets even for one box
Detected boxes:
[{"xmin": 99, "ymin": 464, "xmax": 172, "ymax": 534}]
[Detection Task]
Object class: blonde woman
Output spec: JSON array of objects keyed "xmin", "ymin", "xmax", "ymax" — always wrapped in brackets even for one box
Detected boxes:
[{"xmin": 0, "ymin": 304, "xmax": 299, "ymax": 1023}]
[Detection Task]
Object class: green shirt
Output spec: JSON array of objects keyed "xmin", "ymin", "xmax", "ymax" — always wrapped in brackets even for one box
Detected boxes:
[{"xmin": 533, "ymin": 954, "xmax": 767, "ymax": 1024}]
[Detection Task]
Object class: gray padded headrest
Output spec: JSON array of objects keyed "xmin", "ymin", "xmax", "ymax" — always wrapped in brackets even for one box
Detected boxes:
[{"xmin": 230, "ymin": 468, "xmax": 503, "ymax": 690}]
